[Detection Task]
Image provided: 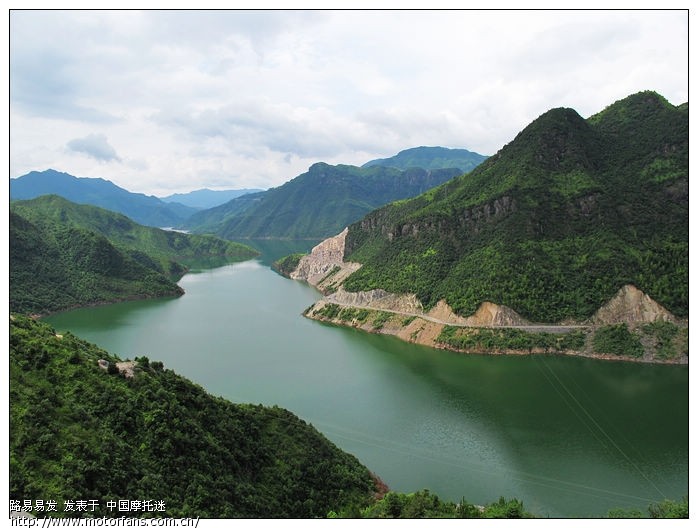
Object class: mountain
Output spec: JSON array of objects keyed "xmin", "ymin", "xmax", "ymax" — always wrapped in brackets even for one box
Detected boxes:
[
  {"xmin": 9, "ymin": 314, "xmax": 376, "ymax": 518},
  {"xmin": 362, "ymin": 146, "xmax": 488, "ymax": 172},
  {"xmin": 10, "ymin": 210, "xmax": 183, "ymax": 315},
  {"xmin": 10, "ymin": 169, "xmax": 199, "ymax": 227},
  {"xmin": 325, "ymin": 91, "xmax": 687, "ymax": 324},
  {"xmin": 160, "ymin": 188, "xmax": 265, "ymax": 209},
  {"xmin": 10, "ymin": 196, "xmax": 259, "ymax": 314},
  {"xmin": 185, "ymin": 164, "xmax": 463, "ymax": 239}
]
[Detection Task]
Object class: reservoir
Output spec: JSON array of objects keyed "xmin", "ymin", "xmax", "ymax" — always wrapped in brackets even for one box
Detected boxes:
[{"xmin": 44, "ymin": 252, "xmax": 688, "ymax": 518}]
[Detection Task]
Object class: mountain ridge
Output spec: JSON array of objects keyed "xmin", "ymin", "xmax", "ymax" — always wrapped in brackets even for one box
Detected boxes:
[
  {"xmin": 160, "ymin": 188, "xmax": 265, "ymax": 209},
  {"xmin": 361, "ymin": 145, "xmax": 488, "ymax": 171},
  {"xmin": 10, "ymin": 195, "xmax": 258, "ymax": 315},
  {"xmin": 280, "ymin": 91, "xmax": 688, "ymax": 363},
  {"xmin": 10, "ymin": 169, "xmax": 199, "ymax": 227},
  {"xmin": 184, "ymin": 163, "xmax": 468, "ymax": 239},
  {"xmin": 340, "ymin": 91, "xmax": 687, "ymax": 322}
]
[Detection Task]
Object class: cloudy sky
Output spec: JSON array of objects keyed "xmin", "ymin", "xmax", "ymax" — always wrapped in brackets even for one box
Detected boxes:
[{"xmin": 9, "ymin": 8, "xmax": 688, "ymax": 196}]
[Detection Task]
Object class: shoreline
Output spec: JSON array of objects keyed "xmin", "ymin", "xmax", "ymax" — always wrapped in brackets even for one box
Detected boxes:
[{"xmin": 302, "ymin": 297, "xmax": 688, "ymax": 366}]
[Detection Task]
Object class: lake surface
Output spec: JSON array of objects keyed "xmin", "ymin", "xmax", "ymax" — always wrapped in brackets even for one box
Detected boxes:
[{"xmin": 45, "ymin": 252, "xmax": 688, "ymax": 518}]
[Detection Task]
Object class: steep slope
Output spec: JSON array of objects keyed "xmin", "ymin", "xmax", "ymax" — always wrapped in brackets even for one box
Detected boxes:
[
  {"xmin": 184, "ymin": 190, "xmax": 266, "ymax": 234},
  {"xmin": 11, "ymin": 195, "xmax": 258, "ymax": 275},
  {"xmin": 10, "ymin": 197, "xmax": 259, "ymax": 314},
  {"xmin": 9, "ymin": 210, "xmax": 184, "ymax": 315},
  {"xmin": 362, "ymin": 146, "xmax": 488, "ymax": 172},
  {"xmin": 340, "ymin": 91, "xmax": 687, "ymax": 323},
  {"xmin": 10, "ymin": 169, "xmax": 198, "ymax": 227},
  {"xmin": 185, "ymin": 163, "xmax": 463, "ymax": 239},
  {"xmin": 9, "ymin": 315, "xmax": 376, "ymax": 518}
]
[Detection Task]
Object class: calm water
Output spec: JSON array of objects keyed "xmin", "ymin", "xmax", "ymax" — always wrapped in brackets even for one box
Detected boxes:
[{"xmin": 45, "ymin": 254, "xmax": 688, "ymax": 518}]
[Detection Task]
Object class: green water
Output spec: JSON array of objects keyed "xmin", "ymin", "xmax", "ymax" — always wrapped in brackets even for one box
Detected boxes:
[{"xmin": 45, "ymin": 257, "xmax": 688, "ymax": 518}]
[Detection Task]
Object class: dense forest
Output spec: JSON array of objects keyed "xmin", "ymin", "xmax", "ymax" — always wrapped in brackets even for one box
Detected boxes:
[
  {"xmin": 342, "ymin": 92, "xmax": 688, "ymax": 323},
  {"xmin": 9, "ymin": 315, "xmax": 377, "ymax": 518},
  {"xmin": 10, "ymin": 196, "xmax": 258, "ymax": 314}
]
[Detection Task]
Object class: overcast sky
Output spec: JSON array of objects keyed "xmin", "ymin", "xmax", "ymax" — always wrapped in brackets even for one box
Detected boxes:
[{"xmin": 9, "ymin": 9, "xmax": 688, "ymax": 196}]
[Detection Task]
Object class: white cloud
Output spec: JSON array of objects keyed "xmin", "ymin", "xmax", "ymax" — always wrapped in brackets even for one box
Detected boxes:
[
  {"xmin": 9, "ymin": 9, "xmax": 689, "ymax": 195},
  {"xmin": 67, "ymin": 133, "xmax": 121, "ymax": 162}
]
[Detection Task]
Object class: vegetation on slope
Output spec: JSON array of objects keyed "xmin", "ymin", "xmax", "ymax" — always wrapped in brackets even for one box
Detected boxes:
[
  {"xmin": 10, "ymin": 197, "xmax": 259, "ymax": 314},
  {"xmin": 333, "ymin": 490, "xmax": 531, "ymax": 518},
  {"xmin": 10, "ymin": 211, "xmax": 184, "ymax": 315},
  {"xmin": 273, "ymin": 253, "xmax": 306, "ymax": 276},
  {"xmin": 12, "ymin": 195, "xmax": 258, "ymax": 273},
  {"xmin": 343, "ymin": 92, "xmax": 687, "ymax": 323},
  {"xmin": 185, "ymin": 163, "xmax": 463, "ymax": 239},
  {"xmin": 10, "ymin": 315, "xmax": 376, "ymax": 518}
]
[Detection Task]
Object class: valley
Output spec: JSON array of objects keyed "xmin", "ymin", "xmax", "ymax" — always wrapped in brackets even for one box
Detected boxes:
[
  {"xmin": 10, "ymin": 91, "xmax": 688, "ymax": 519},
  {"xmin": 42, "ymin": 254, "xmax": 688, "ymax": 518}
]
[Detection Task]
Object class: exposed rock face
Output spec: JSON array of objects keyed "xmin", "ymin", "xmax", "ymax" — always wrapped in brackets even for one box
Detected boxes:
[
  {"xmin": 590, "ymin": 285, "xmax": 676, "ymax": 326},
  {"xmin": 425, "ymin": 300, "xmax": 522, "ymax": 326},
  {"xmin": 290, "ymin": 228, "xmax": 361, "ymax": 287},
  {"xmin": 327, "ymin": 288, "xmax": 423, "ymax": 313},
  {"xmin": 348, "ymin": 195, "xmax": 516, "ymax": 246}
]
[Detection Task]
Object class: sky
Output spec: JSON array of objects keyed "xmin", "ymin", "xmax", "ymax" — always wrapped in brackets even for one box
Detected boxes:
[{"xmin": 8, "ymin": 7, "xmax": 689, "ymax": 197}]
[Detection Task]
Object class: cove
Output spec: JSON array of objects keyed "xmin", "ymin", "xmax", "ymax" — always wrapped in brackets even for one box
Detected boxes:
[{"xmin": 44, "ymin": 256, "xmax": 688, "ymax": 518}]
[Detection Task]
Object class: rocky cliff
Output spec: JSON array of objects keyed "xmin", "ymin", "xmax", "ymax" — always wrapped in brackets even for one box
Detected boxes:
[{"xmin": 290, "ymin": 228, "xmax": 361, "ymax": 289}]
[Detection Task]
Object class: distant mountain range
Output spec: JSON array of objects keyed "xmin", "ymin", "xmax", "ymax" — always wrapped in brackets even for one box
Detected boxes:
[
  {"xmin": 362, "ymin": 146, "xmax": 487, "ymax": 172},
  {"xmin": 160, "ymin": 188, "xmax": 265, "ymax": 209},
  {"xmin": 183, "ymin": 145, "xmax": 488, "ymax": 239},
  {"xmin": 11, "ymin": 145, "xmax": 487, "ymax": 239},
  {"xmin": 10, "ymin": 195, "xmax": 258, "ymax": 314},
  {"xmin": 10, "ymin": 169, "xmax": 199, "ymax": 228}
]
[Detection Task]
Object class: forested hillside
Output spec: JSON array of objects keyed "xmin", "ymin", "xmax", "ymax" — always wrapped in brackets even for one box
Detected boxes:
[
  {"xmin": 342, "ymin": 92, "xmax": 688, "ymax": 323},
  {"xmin": 9, "ymin": 315, "xmax": 376, "ymax": 518},
  {"xmin": 185, "ymin": 163, "xmax": 464, "ymax": 239},
  {"xmin": 12, "ymin": 195, "xmax": 258, "ymax": 272},
  {"xmin": 10, "ymin": 211, "xmax": 183, "ymax": 314},
  {"xmin": 10, "ymin": 196, "xmax": 258, "ymax": 314}
]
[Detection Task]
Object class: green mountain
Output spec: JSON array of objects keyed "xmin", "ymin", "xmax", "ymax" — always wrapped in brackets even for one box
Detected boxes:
[
  {"xmin": 341, "ymin": 91, "xmax": 688, "ymax": 323},
  {"xmin": 10, "ymin": 196, "xmax": 258, "ymax": 314},
  {"xmin": 9, "ymin": 314, "xmax": 376, "ymax": 518},
  {"xmin": 12, "ymin": 195, "xmax": 258, "ymax": 271},
  {"xmin": 362, "ymin": 146, "xmax": 488, "ymax": 172},
  {"xmin": 10, "ymin": 169, "xmax": 199, "ymax": 227},
  {"xmin": 185, "ymin": 163, "xmax": 463, "ymax": 239},
  {"xmin": 160, "ymin": 188, "xmax": 265, "ymax": 209},
  {"xmin": 10, "ymin": 210, "xmax": 183, "ymax": 315}
]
